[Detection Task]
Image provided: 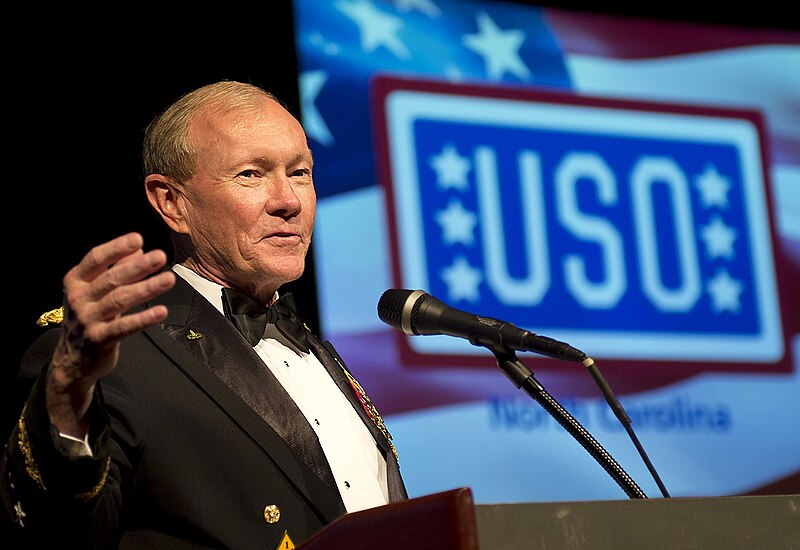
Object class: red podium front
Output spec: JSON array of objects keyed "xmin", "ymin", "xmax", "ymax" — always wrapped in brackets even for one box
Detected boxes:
[{"xmin": 299, "ymin": 487, "xmax": 479, "ymax": 549}]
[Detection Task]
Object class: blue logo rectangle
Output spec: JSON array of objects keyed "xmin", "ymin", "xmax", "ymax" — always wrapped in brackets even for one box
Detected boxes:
[{"xmin": 376, "ymin": 77, "xmax": 784, "ymax": 364}]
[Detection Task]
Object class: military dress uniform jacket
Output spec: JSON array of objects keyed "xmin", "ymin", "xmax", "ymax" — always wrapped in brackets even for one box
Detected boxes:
[{"xmin": 1, "ymin": 274, "xmax": 407, "ymax": 549}]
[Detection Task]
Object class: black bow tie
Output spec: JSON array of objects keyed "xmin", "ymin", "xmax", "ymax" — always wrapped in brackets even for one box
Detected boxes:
[{"xmin": 221, "ymin": 288, "xmax": 310, "ymax": 353}]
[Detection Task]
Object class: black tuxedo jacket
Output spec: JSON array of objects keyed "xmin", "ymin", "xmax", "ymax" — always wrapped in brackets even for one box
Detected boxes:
[{"xmin": 1, "ymin": 274, "xmax": 407, "ymax": 549}]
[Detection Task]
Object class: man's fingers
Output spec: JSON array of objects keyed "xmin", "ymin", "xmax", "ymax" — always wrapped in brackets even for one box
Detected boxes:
[
  {"xmin": 94, "ymin": 270, "xmax": 176, "ymax": 322},
  {"xmin": 61, "ymin": 231, "xmax": 175, "ymax": 333},
  {"xmin": 87, "ymin": 304, "xmax": 171, "ymax": 345},
  {"xmin": 72, "ymin": 304, "xmax": 171, "ymax": 369},
  {"xmin": 73, "ymin": 233, "xmax": 146, "ymax": 282},
  {"xmin": 89, "ymin": 248, "xmax": 170, "ymax": 302}
]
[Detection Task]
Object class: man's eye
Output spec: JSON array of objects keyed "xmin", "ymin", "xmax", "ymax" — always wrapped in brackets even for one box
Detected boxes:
[{"xmin": 237, "ymin": 169, "xmax": 257, "ymax": 178}]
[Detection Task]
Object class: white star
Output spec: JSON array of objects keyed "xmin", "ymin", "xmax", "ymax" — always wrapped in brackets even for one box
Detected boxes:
[
  {"xmin": 436, "ymin": 199, "xmax": 478, "ymax": 246},
  {"xmin": 443, "ymin": 63, "xmax": 465, "ymax": 82},
  {"xmin": 706, "ymin": 268, "xmax": 744, "ymax": 313},
  {"xmin": 300, "ymin": 70, "xmax": 334, "ymax": 146},
  {"xmin": 429, "ymin": 143, "xmax": 471, "ymax": 190},
  {"xmin": 337, "ymin": 0, "xmax": 411, "ymax": 59},
  {"xmin": 695, "ymin": 164, "xmax": 732, "ymax": 209},
  {"xmin": 462, "ymin": 12, "xmax": 531, "ymax": 80},
  {"xmin": 441, "ymin": 255, "xmax": 483, "ymax": 302},
  {"xmin": 394, "ymin": 0, "xmax": 440, "ymax": 17},
  {"xmin": 309, "ymin": 32, "xmax": 341, "ymax": 56},
  {"xmin": 700, "ymin": 214, "xmax": 738, "ymax": 259}
]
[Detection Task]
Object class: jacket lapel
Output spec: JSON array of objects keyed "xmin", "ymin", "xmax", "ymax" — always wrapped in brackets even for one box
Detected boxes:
[
  {"xmin": 309, "ymin": 338, "xmax": 394, "ymax": 459},
  {"xmin": 310, "ymin": 337, "xmax": 408, "ymax": 502},
  {"xmin": 142, "ymin": 275, "xmax": 346, "ymax": 520}
]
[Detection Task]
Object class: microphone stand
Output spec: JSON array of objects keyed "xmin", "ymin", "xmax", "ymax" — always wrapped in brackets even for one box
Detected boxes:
[
  {"xmin": 492, "ymin": 349, "xmax": 648, "ymax": 499},
  {"xmin": 583, "ymin": 356, "xmax": 671, "ymax": 498}
]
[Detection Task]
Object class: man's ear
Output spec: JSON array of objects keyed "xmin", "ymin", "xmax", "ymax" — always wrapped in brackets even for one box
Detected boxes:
[{"xmin": 145, "ymin": 175, "xmax": 188, "ymax": 234}]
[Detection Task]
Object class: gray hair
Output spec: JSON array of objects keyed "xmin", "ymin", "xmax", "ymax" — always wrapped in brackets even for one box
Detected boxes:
[{"xmin": 141, "ymin": 81, "xmax": 281, "ymax": 182}]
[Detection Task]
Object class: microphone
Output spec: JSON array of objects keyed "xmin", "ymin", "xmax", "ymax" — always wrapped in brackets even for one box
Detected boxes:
[{"xmin": 377, "ymin": 289, "xmax": 586, "ymax": 362}]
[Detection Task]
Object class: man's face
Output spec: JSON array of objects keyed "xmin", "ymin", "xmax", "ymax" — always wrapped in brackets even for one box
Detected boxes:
[{"xmin": 178, "ymin": 97, "xmax": 316, "ymax": 302}]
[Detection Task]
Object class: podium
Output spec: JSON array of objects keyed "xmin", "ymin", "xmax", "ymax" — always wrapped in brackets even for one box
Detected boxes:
[
  {"xmin": 299, "ymin": 487, "xmax": 800, "ymax": 549},
  {"xmin": 299, "ymin": 487, "xmax": 479, "ymax": 549}
]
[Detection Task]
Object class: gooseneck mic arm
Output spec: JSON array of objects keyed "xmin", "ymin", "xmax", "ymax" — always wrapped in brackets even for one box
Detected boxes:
[{"xmin": 493, "ymin": 349, "xmax": 647, "ymax": 499}]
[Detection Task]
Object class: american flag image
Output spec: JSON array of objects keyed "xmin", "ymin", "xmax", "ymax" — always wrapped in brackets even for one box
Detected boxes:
[{"xmin": 294, "ymin": 0, "xmax": 800, "ymax": 501}]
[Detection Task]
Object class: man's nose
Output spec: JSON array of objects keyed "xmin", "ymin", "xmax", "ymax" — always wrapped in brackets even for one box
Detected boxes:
[{"xmin": 268, "ymin": 175, "xmax": 302, "ymax": 215}]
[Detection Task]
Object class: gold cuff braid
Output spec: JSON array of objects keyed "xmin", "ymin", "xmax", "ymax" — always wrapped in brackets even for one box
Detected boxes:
[
  {"xmin": 74, "ymin": 457, "xmax": 110, "ymax": 502},
  {"xmin": 17, "ymin": 410, "xmax": 46, "ymax": 492},
  {"xmin": 17, "ymin": 408, "xmax": 110, "ymax": 502}
]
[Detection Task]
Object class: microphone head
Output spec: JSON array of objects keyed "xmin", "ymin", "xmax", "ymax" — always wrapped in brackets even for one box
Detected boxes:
[
  {"xmin": 378, "ymin": 289, "xmax": 431, "ymax": 335},
  {"xmin": 377, "ymin": 289, "xmax": 415, "ymax": 330}
]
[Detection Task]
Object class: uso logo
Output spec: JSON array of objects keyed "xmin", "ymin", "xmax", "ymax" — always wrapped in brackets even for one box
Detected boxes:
[{"xmin": 373, "ymin": 76, "xmax": 788, "ymax": 372}]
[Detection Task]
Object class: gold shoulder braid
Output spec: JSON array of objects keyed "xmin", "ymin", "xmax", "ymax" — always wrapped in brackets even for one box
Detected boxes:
[{"xmin": 36, "ymin": 306, "xmax": 64, "ymax": 327}]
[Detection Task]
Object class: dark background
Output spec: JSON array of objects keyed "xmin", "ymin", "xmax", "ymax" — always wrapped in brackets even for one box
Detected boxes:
[{"xmin": 4, "ymin": 1, "xmax": 794, "ymax": 442}]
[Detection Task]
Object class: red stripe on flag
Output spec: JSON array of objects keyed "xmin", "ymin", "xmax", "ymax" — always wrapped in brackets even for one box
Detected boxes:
[{"xmin": 544, "ymin": 8, "xmax": 800, "ymax": 60}]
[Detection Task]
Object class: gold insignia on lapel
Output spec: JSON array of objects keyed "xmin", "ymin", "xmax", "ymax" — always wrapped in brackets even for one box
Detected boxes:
[
  {"xmin": 263, "ymin": 504, "xmax": 281, "ymax": 524},
  {"xmin": 186, "ymin": 329, "xmax": 203, "ymax": 340},
  {"xmin": 275, "ymin": 531, "xmax": 295, "ymax": 549},
  {"xmin": 36, "ymin": 306, "xmax": 64, "ymax": 327}
]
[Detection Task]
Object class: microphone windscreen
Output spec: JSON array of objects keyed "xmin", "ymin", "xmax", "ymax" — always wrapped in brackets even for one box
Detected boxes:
[{"xmin": 377, "ymin": 289, "xmax": 414, "ymax": 329}]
